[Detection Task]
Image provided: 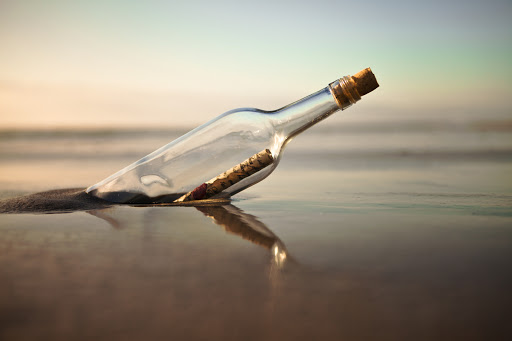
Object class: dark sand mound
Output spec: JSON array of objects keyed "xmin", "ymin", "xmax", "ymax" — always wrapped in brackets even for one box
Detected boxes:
[
  {"xmin": 0, "ymin": 188, "xmax": 111, "ymax": 213},
  {"xmin": 0, "ymin": 188, "xmax": 231, "ymax": 214}
]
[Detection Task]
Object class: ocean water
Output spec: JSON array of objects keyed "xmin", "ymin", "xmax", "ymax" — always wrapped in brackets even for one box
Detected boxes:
[{"xmin": 1, "ymin": 117, "xmax": 511, "ymax": 340}]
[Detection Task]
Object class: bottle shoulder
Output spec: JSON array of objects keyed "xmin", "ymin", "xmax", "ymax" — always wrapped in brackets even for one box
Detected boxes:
[
  {"xmin": 222, "ymin": 107, "xmax": 274, "ymax": 116},
  {"xmin": 208, "ymin": 107, "xmax": 277, "ymax": 129}
]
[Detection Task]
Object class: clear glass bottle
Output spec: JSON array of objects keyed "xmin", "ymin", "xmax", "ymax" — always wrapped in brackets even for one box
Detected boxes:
[{"xmin": 86, "ymin": 68, "xmax": 378, "ymax": 203}]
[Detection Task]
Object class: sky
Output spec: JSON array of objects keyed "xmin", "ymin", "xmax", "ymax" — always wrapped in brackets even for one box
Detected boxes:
[{"xmin": 1, "ymin": 0, "xmax": 511, "ymax": 129}]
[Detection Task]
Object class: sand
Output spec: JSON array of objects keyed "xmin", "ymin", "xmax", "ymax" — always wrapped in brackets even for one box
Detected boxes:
[
  {"xmin": 0, "ymin": 188, "xmax": 234, "ymax": 213},
  {"xmin": 0, "ymin": 188, "xmax": 111, "ymax": 213}
]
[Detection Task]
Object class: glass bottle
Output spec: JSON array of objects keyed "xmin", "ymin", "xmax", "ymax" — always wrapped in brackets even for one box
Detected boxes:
[{"xmin": 86, "ymin": 68, "xmax": 379, "ymax": 203}]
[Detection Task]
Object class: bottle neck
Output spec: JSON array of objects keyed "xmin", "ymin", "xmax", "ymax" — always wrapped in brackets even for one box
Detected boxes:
[{"xmin": 272, "ymin": 75, "xmax": 361, "ymax": 138}]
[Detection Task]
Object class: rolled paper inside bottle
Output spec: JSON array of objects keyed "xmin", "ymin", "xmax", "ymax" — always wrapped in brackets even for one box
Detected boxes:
[{"xmin": 175, "ymin": 149, "xmax": 274, "ymax": 202}]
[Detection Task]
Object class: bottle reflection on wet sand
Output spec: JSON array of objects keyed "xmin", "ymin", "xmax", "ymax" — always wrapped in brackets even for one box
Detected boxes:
[
  {"xmin": 87, "ymin": 204, "xmax": 291, "ymax": 272},
  {"xmin": 195, "ymin": 205, "xmax": 289, "ymax": 270},
  {"xmin": 194, "ymin": 204, "xmax": 290, "ymax": 307}
]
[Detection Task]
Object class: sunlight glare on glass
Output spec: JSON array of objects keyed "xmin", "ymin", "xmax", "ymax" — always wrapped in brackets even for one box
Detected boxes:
[{"xmin": 271, "ymin": 133, "xmax": 285, "ymax": 157}]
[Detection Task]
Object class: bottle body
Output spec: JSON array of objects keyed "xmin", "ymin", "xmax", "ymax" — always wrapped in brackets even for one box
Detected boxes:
[
  {"xmin": 88, "ymin": 106, "xmax": 283, "ymax": 203},
  {"xmin": 87, "ymin": 72, "xmax": 376, "ymax": 203}
]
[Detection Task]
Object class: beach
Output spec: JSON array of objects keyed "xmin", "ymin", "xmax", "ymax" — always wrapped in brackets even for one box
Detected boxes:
[{"xmin": 1, "ymin": 117, "xmax": 511, "ymax": 340}]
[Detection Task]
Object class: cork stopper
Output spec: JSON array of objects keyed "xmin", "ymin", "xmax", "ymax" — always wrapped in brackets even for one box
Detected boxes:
[
  {"xmin": 351, "ymin": 68, "xmax": 379, "ymax": 97},
  {"xmin": 329, "ymin": 68, "xmax": 379, "ymax": 110}
]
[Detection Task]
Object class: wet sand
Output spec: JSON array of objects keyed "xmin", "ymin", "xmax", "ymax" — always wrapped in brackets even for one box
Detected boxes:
[
  {"xmin": 1, "ymin": 202, "xmax": 511, "ymax": 340},
  {"xmin": 1, "ymin": 123, "xmax": 511, "ymax": 340}
]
